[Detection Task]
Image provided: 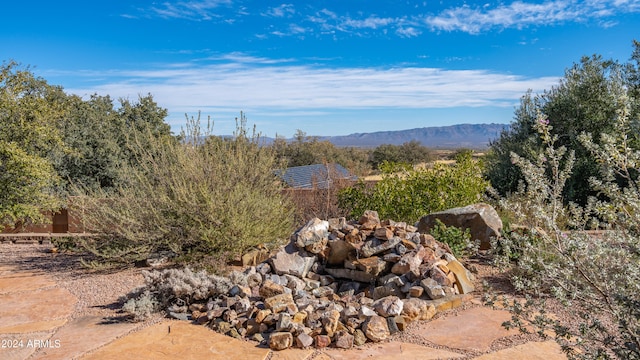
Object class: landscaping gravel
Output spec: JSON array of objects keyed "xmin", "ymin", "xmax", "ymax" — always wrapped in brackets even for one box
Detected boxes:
[{"xmin": 0, "ymin": 243, "xmax": 162, "ymax": 324}]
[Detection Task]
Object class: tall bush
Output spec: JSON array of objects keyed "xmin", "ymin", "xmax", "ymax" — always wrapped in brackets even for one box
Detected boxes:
[
  {"xmin": 338, "ymin": 152, "xmax": 488, "ymax": 224},
  {"xmin": 72, "ymin": 113, "xmax": 294, "ymax": 266}
]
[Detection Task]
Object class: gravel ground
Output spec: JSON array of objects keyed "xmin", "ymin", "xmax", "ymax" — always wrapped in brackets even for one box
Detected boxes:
[{"xmin": 0, "ymin": 243, "xmax": 161, "ymax": 323}]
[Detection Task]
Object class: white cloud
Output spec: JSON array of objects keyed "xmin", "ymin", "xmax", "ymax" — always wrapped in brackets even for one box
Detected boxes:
[
  {"xmin": 65, "ymin": 60, "xmax": 558, "ymax": 116},
  {"xmin": 342, "ymin": 16, "xmax": 395, "ymax": 29},
  {"xmin": 271, "ymin": 23, "xmax": 308, "ymax": 37},
  {"xmin": 204, "ymin": 52, "xmax": 296, "ymax": 64},
  {"xmin": 423, "ymin": 0, "xmax": 640, "ymax": 33},
  {"xmin": 264, "ymin": 4, "xmax": 295, "ymax": 18},
  {"xmin": 135, "ymin": 0, "xmax": 640, "ymax": 37},
  {"xmin": 149, "ymin": 0, "xmax": 233, "ymax": 20},
  {"xmin": 396, "ymin": 26, "xmax": 421, "ymax": 38},
  {"xmin": 270, "ymin": 0, "xmax": 640, "ymax": 38}
]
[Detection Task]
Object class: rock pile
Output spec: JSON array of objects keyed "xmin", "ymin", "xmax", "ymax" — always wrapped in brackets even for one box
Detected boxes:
[{"xmin": 163, "ymin": 210, "xmax": 476, "ymax": 350}]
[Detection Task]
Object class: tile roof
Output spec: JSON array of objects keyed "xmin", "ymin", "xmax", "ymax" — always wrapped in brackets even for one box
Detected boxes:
[{"xmin": 275, "ymin": 163, "xmax": 356, "ymax": 189}]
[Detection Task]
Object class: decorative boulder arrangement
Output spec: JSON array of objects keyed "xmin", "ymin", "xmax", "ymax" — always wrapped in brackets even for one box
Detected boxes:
[{"xmin": 124, "ymin": 210, "xmax": 481, "ymax": 351}]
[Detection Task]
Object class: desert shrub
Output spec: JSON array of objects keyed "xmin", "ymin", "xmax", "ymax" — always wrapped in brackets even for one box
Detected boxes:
[
  {"xmin": 71, "ymin": 113, "xmax": 295, "ymax": 266},
  {"xmin": 428, "ymin": 219, "xmax": 473, "ymax": 258},
  {"xmin": 492, "ymin": 100, "xmax": 640, "ymax": 359},
  {"xmin": 338, "ymin": 151, "xmax": 489, "ymax": 224},
  {"xmin": 121, "ymin": 267, "xmax": 240, "ymax": 320}
]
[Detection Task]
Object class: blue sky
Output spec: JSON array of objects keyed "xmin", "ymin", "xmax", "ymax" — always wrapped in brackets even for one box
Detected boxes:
[{"xmin": 2, "ymin": 1, "xmax": 639, "ymax": 137}]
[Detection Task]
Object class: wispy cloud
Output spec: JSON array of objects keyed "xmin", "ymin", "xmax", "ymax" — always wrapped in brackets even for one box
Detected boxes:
[
  {"xmin": 306, "ymin": 11, "xmax": 411, "ymax": 36},
  {"xmin": 131, "ymin": 0, "xmax": 640, "ymax": 36},
  {"xmin": 423, "ymin": 0, "xmax": 640, "ymax": 33},
  {"xmin": 342, "ymin": 16, "xmax": 396, "ymax": 29},
  {"xmin": 270, "ymin": 0, "xmax": 640, "ymax": 38},
  {"xmin": 264, "ymin": 4, "xmax": 295, "ymax": 18},
  {"xmin": 396, "ymin": 26, "xmax": 421, "ymax": 38},
  {"xmin": 203, "ymin": 52, "xmax": 296, "ymax": 64},
  {"xmin": 148, "ymin": 0, "xmax": 233, "ymax": 20},
  {"xmin": 270, "ymin": 23, "xmax": 308, "ymax": 37}
]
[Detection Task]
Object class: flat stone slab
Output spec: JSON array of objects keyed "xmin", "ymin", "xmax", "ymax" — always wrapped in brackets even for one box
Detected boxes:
[
  {"xmin": 475, "ymin": 341, "xmax": 567, "ymax": 360},
  {"xmin": 32, "ymin": 316, "xmax": 139, "ymax": 360},
  {"xmin": 84, "ymin": 320, "xmax": 270, "ymax": 360},
  {"xmin": 415, "ymin": 306, "xmax": 517, "ymax": 352},
  {"xmin": 0, "ymin": 271, "xmax": 57, "ymax": 293},
  {"xmin": 0, "ymin": 320, "xmax": 68, "ymax": 334},
  {"xmin": 0, "ymin": 331, "xmax": 52, "ymax": 360},
  {"xmin": 0, "ymin": 287, "xmax": 76, "ymax": 333},
  {"xmin": 322, "ymin": 341, "xmax": 464, "ymax": 359},
  {"xmin": 270, "ymin": 348, "xmax": 314, "ymax": 360}
]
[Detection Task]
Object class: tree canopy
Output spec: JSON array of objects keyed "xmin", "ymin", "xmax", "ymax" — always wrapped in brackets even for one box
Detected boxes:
[
  {"xmin": 485, "ymin": 41, "xmax": 640, "ymax": 205},
  {"xmin": 0, "ymin": 61, "xmax": 172, "ymax": 225}
]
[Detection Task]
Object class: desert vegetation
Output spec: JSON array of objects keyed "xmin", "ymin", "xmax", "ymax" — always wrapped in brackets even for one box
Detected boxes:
[
  {"xmin": 337, "ymin": 151, "xmax": 488, "ymax": 225},
  {"xmin": 1, "ymin": 40, "xmax": 640, "ymax": 358},
  {"xmin": 71, "ymin": 113, "xmax": 295, "ymax": 268},
  {"xmin": 485, "ymin": 40, "xmax": 640, "ymax": 360}
]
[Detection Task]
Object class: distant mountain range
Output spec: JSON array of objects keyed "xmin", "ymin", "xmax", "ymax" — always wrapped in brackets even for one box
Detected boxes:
[{"xmin": 317, "ymin": 123, "xmax": 509, "ymax": 149}]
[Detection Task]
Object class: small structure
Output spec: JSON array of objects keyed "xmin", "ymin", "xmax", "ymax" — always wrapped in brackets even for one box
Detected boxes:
[{"xmin": 275, "ymin": 163, "xmax": 356, "ymax": 189}]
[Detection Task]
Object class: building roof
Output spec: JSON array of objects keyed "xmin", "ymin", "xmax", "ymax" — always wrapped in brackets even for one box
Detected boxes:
[{"xmin": 275, "ymin": 163, "xmax": 356, "ymax": 189}]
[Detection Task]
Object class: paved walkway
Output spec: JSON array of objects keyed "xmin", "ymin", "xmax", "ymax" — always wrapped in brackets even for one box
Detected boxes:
[{"xmin": 0, "ymin": 264, "xmax": 567, "ymax": 360}]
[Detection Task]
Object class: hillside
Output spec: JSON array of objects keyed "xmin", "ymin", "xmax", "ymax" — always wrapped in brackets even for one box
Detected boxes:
[{"xmin": 320, "ymin": 123, "xmax": 509, "ymax": 149}]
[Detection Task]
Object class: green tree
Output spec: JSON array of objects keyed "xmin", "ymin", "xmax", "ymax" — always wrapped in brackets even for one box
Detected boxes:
[
  {"xmin": 0, "ymin": 61, "xmax": 68, "ymax": 158},
  {"xmin": 273, "ymin": 129, "xmax": 371, "ymax": 176},
  {"xmin": 370, "ymin": 143, "xmax": 402, "ymax": 168},
  {"xmin": 486, "ymin": 43, "xmax": 640, "ymax": 205},
  {"xmin": 0, "ymin": 141, "xmax": 62, "ymax": 225},
  {"xmin": 0, "ymin": 61, "xmax": 67, "ymax": 224},
  {"xmin": 286, "ymin": 129, "xmax": 317, "ymax": 167},
  {"xmin": 370, "ymin": 140, "xmax": 434, "ymax": 170},
  {"xmin": 398, "ymin": 140, "xmax": 435, "ymax": 164},
  {"xmin": 118, "ymin": 94, "xmax": 171, "ymax": 137},
  {"xmin": 58, "ymin": 94, "xmax": 125, "ymax": 191},
  {"xmin": 485, "ymin": 91, "xmax": 542, "ymax": 196},
  {"xmin": 59, "ymin": 93, "xmax": 173, "ymax": 192},
  {"xmin": 0, "ymin": 62, "xmax": 176, "ymax": 227}
]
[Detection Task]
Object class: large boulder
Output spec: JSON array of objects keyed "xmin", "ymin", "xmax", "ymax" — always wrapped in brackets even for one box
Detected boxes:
[{"xmin": 417, "ymin": 203, "xmax": 502, "ymax": 250}]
